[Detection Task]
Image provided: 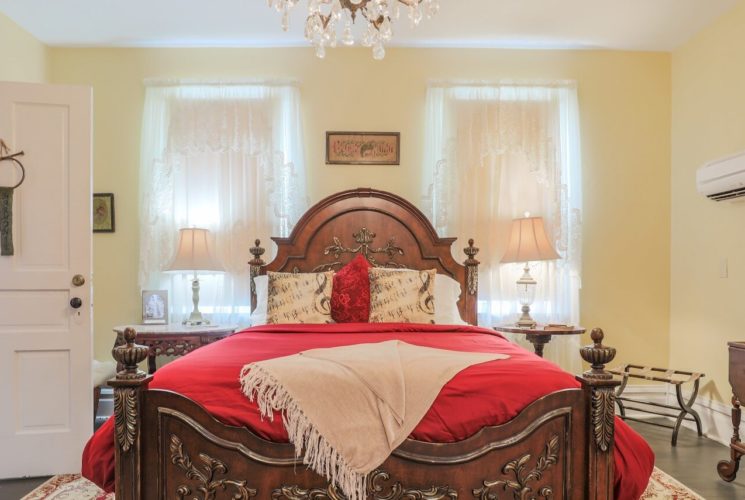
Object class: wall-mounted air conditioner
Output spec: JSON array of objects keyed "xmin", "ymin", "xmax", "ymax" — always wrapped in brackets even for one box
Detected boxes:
[{"xmin": 696, "ymin": 151, "xmax": 745, "ymax": 202}]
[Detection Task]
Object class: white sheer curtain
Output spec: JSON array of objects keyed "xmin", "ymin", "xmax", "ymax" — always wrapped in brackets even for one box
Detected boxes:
[
  {"xmin": 139, "ymin": 81, "xmax": 308, "ymax": 326},
  {"xmin": 423, "ymin": 82, "xmax": 582, "ymax": 372}
]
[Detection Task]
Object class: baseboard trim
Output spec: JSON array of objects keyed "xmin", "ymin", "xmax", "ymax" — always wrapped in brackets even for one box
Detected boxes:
[{"xmin": 619, "ymin": 384, "xmax": 732, "ymax": 446}]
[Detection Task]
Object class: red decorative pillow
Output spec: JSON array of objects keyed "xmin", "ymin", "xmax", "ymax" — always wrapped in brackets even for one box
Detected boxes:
[{"xmin": 331, "ymin": 254, "xmax": 372, "ymax": 323}]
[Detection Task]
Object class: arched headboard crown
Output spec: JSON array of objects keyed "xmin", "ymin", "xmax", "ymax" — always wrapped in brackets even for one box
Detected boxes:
[{"xmin": 250, "ymin": 188, "xmax": 480, "ymax": 325}]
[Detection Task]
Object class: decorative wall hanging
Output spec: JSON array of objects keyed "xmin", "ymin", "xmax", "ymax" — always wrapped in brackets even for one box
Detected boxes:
[
  {"xmin": 93, "ymin": 193, "xmax": 116, "ymax": 233},
  {"xmin": 326, "ymin": 132, "xmax": 400, "ymax": 165},
  {"xmin": 0, "ymin": 140, "xmax": 26, "ymax": 256}
]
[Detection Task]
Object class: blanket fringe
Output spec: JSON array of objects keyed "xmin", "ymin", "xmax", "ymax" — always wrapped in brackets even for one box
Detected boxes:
[{"xmin": 240, "ymin": 364, "xmax": 369, "ymax": 500}]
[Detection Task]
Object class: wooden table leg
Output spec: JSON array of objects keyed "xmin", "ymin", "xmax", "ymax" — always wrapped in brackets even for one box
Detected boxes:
[
  {"xmin": 147, "ymin": 352, "xmax": 157, "ymax": 375},
  {"xmin": 718, "ymin": 395, "xmax": 742, "ymax": 482},
  {"xmin": 527, "ymin": 334, "xmax": 552, "ymax": 357}
]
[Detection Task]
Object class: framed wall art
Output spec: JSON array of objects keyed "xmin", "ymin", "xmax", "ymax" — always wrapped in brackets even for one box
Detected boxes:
[
  {"xmin": 93, "ymin": 193, "xmax": 115, "ymax": 233},
  {"xmin": 326, "ymin": 131, "xmax": 400, "ymax": 165},
  {"xmin": 142, "ymin": 290, "xmax": 169, "ymax": 325}
]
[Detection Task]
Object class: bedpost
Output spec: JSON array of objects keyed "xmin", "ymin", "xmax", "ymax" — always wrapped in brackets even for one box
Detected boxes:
[
  {"xmin": 109, "ymin": 327, "xmax": 152, "ymax": 500},
  {"xmin": 249, "ymin": 238, "xmax": 266, "ymax": 313},
  {"xmin": 578, "ymin": 328, "xmax": 620, "ymax": 500},
  {"xmin": 463, "ymin": 239, "xmax": 480, "ymax": 325}
]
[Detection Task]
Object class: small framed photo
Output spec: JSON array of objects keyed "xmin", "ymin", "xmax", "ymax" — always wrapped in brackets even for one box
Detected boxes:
[
  {"xmin": 93, "ymin": 193, "xmax": 115, "ymax": 233},
  {"xmin": 326, "ymin": 131, "xmax": 400, "ymax": 165},
  {"xmin": 142, "ymin": 290, "xmax": 168, "ymax": 325}
]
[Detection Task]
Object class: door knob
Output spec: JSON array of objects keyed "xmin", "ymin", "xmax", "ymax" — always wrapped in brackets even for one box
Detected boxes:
[
  {"xmin": 70, "ymin": 297, "xmax": 83, "ymax": 309},
  {"xmin": 72, "ymin": 274, "xmax": 85, "ymax": 287}
]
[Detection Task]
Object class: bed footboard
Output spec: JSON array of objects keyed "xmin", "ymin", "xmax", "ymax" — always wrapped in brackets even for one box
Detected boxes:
[{"xmin": 110, "ymin": 327, "xmax": 619, "ymax": 499}]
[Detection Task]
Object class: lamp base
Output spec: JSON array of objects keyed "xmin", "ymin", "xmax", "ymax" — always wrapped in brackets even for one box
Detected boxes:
[
  {"xmin": 183, "ymin": 277, "xmax": 210, "ymax": 326},
  {"xmin": 515, "ymin": 305, "xmax": 537, "ymax": 328},
  {"xmin": 183, "ymin": 317, "xmax": 211, "ymax": 327}
]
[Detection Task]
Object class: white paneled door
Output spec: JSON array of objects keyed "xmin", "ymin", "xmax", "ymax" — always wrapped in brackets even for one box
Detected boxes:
[{"xmin": 0, "ymin": 82, "xmax": 93, "ymax": 478}]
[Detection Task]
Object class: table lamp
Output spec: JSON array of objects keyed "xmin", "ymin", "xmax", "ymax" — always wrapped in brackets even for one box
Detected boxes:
[
  {"xmin": 165, "ymin": 228, "xmax": 224, "ymax": 326},
  {"xmin": 501, "ymin": 215, "xmax": 560, "ymax": 328}
]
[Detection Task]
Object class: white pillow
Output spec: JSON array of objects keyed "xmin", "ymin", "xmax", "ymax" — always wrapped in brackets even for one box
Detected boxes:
[
  {"xmin": 250, "ymin": 272, "xmax": 468, "ymax": 326},
  {"xmin": 434, "ymin": 274, "xmax": 468, "ymax": 325},
  {"xmin": 250, "ymin": 275, "xmax": 268, "ymax": 326}
]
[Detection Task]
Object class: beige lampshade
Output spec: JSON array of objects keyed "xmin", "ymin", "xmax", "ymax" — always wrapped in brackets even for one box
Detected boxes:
[
  {"xmin": 165, "ymin": 228, "xmax": 225, "ymax": 273},
  {"xmin": 501, "ymin": 216, "xmax": 561, "ymax": 264}
]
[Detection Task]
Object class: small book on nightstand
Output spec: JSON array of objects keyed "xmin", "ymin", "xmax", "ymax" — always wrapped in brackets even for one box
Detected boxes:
[{"xmin": 544, "ymin": 324, "xmax": 573, "ymax": 331}]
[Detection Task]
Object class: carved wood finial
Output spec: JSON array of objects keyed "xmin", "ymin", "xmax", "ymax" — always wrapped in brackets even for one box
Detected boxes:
[
  {"xmin": 113, "ymin": 327, "xmax": 149, "ymax": 380},
  {"xmin": 463, "ymin": 239, "xmax": 480, "ymax": 296},
  {"xmin": 464, "ymin": 239, "xmax": 480, "ymax": 260},
  {"xmin": 249, "ymin": 239, "xmax": 266, "ymax": 265},
  {"xmin": 249, "ymin": 239, "xmax": 267, "ymax": 297},
  {"xmin": 580, "ymin": 328, "xmax": 617, "ymax": 380}
]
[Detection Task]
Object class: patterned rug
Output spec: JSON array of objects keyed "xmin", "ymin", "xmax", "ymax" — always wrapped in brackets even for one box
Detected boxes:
[
  {"xmin": 640, "ymin": 467, "xmax": 705, "ymax": 499},
  {"xmin": 22, "ymin": 467, "xmax": 702, "ymax": 499}
]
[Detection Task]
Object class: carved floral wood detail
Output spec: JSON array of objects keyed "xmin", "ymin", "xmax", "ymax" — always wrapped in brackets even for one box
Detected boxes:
[
  {"xmin": 114, "ymin": 388, "xmax": 137, "ymax": 453},
  {"xmin": 313, "ymin": 228, "xmax": 406, "ymax": 272},
  {"xmin": 473, "ymin": 435, "xmax": 560, "ymax": 500},
  {"xmin": 592, "ymin": 390, "xmax": 616, "ymax": 452},
  {"xmin": 271, "ymin": 469, "xmax": 457, "ymax": 500},
  {"xmin": 271, "ymin": 484, "xmax": 344, "ymax": 500},
  {"xmin": 170, "ymin": 434, "xmax": 257, "ymax": 500}
]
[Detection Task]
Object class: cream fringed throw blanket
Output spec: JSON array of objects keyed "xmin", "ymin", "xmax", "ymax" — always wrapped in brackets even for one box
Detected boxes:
[{"xmin": 239, "ymin": 341, "xmax": 508, "ymax": 500}]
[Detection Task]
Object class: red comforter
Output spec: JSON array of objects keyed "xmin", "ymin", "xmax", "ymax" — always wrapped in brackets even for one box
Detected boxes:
[{"xmin": 83, "ymin": 324, "xmax": 653, "ymax": 499}]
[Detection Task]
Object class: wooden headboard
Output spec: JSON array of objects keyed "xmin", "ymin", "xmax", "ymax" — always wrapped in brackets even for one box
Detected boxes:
[{"xmin": 249, "ymin": 188, "xmax": 480, "ymax": 325}]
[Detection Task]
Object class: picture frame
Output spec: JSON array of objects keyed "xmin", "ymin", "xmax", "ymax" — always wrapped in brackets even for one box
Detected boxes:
[
  {"xmin": 142, "ymin": 290, "xmax": 169, "ymax": 325},
  {"xmin": 326, "ymin": 131, "xmax": 400, "ymax": 165},
  {"xmin": 93, "ymin": 193, "xmax": 115, "ymax": 233}
]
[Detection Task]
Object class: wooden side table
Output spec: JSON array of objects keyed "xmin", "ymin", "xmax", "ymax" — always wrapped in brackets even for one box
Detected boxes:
[
  {"xmin": 112, "ymin": 324, "xmax": 238, "ymax": 374},
  {"xmin": 718, "ymin": 341, "xmax": 745, "ymax": 481},
  {"xmin": 495, "ymin": 324, "xmax": 586, "ymax": 357}
]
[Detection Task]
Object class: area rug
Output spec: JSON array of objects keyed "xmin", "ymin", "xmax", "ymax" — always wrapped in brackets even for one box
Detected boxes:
[
  {"xmin": 641, "ymin": 467, "xmax": 706, "ymax": 499},
  {"xmin": 22, "ymin": 467, "xmax": 703, "ymax": 499},
  {"xmin": 20, "ymin": 474, "xmax": 113, "ymax": 500}
]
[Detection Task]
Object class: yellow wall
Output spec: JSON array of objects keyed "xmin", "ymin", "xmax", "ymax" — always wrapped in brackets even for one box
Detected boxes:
[
  {"xmin": 671, "ymin": 0, "xmax": 745, "ymax": 403},
  {"xmin": 47, "ymin": 47, "xmax": 672, "ymax": 364},
  {"xmin": 0, "ymin": 12, "xmax": 47, "ymax": 82}
]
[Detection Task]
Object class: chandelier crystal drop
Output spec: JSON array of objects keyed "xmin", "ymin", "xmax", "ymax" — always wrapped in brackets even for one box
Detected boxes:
[{"xmin": 267, "ymin": 0, "xmax": 440, "ymax": 60}]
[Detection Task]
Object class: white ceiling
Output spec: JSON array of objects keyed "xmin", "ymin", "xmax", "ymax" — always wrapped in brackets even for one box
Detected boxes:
[{"xmin": 0, "ymin": 0, "xmax": 739, "ymax": 51}]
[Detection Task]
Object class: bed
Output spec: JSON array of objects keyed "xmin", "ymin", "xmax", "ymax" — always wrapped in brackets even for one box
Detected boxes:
[{"xmin": 84, "ymin": 188, "xmax": 653, "ymax": 499}]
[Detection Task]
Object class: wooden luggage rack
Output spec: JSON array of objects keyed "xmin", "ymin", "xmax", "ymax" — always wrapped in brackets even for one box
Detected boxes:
[{"xmin": 609, "ymin": 364, "xmax": 704, "ymax": 446}]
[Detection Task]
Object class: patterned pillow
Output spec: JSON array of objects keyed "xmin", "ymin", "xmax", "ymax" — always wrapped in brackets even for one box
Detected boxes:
[
  {"xmin": 368, "ymin": 268, "xmax": 436, "ymax": 324},
  {"xmin": 331, "ymin": 254, "xmax": 372, "ymax": 323},
  {"xmin": 267, "ymin": 271, "xmax": 334, "ymax": 324}
]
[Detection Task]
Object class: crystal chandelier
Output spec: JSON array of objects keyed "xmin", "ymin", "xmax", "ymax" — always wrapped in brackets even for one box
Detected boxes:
[{"xmin": 267, "ymin": 0, "xmax": 440, "ymax": 60}]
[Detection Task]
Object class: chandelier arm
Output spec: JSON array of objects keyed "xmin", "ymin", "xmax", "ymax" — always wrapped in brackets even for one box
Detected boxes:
[{"xmin": 339, "ymin": 0, "xmax": 370, "ymax": 22}]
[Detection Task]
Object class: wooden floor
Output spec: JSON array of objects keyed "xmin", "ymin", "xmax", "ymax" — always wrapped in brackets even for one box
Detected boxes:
[
  {"xmin": 0, "ymin": 415, "xmax": 743, "ymax": 499},
  {"xmin": 0, "ymin": 475, "xmax": 49, "ymax": 499},
  {"xmin": 627, "ymin": 419, "xmax": 745, "ymax": 499}
]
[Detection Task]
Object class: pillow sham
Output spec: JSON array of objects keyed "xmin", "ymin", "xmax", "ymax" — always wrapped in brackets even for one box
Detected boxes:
[
  {"xmin": 368, "ymin": 268, "xmax": 436, "ymax": 324},
  {"xmin": 252, "ymin": 269, "xmax": 468, "ymax": 326},
  {"xmin": 331, "ymin": 254, "xmax": 372, "ymax": 323},
  {"xmin": 267, "ymin": 271, "xmax": 334, "ymax": 324},
  {"xmin": 383, "ymin": 269, "xmax": 467, "ymax": 325}
]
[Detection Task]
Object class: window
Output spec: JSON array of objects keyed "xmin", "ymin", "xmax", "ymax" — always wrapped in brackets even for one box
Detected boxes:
[
  {"xmin": 423, "ymin": 82, "xmax": 581, "ymax": 371},
  {"xmin": 139, "ymin": 82, "xmax": 307, "ymax": 326}
]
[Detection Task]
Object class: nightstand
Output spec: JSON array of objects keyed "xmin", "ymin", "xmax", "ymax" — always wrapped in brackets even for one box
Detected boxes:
[
  {"xmin": 495, "ymin": 324, "xmax": 586, "ymax": 357},
  {"xmin": 112, "ymin": 324, "xmax": 239, "ymax": 374}
]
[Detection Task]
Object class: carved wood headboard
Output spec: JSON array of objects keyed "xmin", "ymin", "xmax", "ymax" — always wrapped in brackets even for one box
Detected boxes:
[{"xmin": 249, "ymin": 188, "xmax": 480, "ymax": 325}]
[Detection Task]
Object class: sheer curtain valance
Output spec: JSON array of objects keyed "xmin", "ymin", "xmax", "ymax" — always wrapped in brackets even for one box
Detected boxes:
[
  {"xmin": 423, "ymin": 82, "xmax": 582, "ymax": 372},
  {"xmin": 139, "ymin": 82, "xmax": 308, "ymax": 326}
]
